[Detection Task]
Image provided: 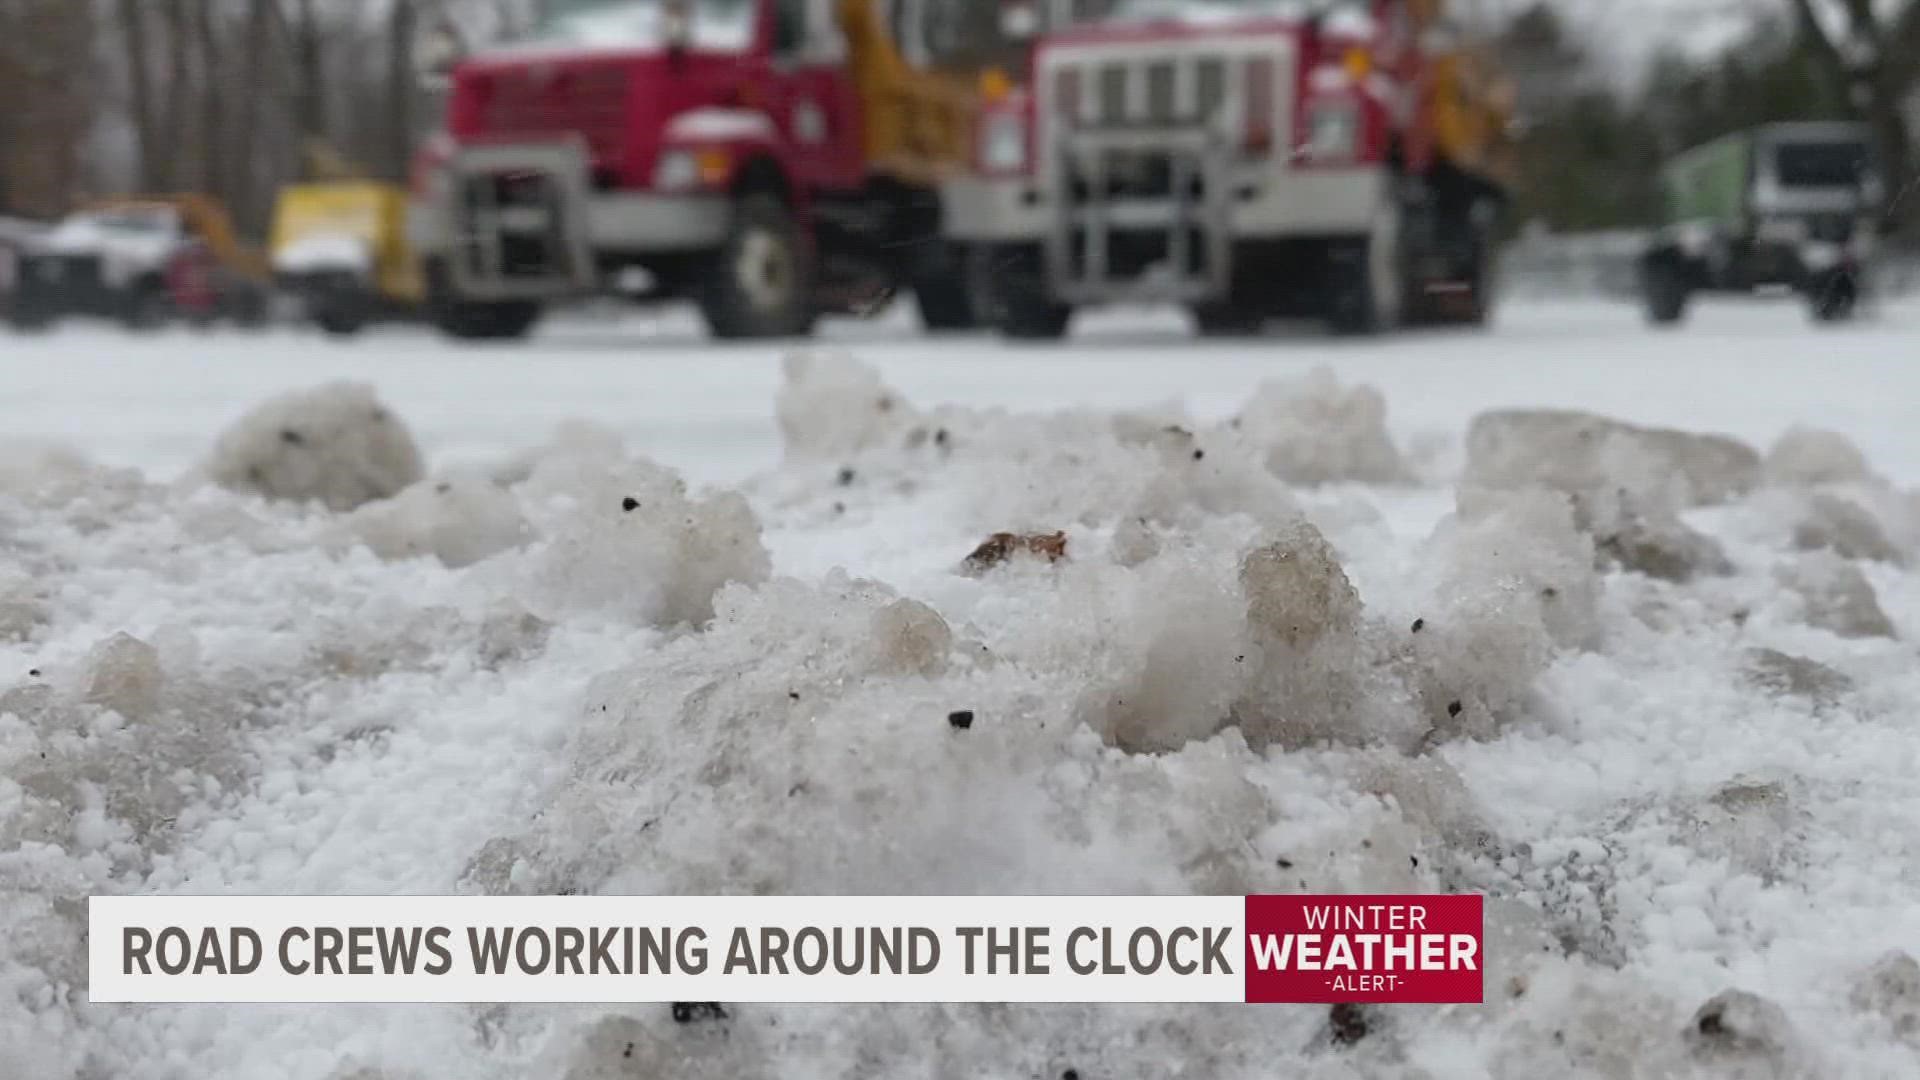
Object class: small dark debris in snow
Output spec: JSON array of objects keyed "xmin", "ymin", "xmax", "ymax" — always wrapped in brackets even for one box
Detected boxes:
[
  {"xmin": 962, "ymin": 531, "xmax": 1069, "ymax": 574},
  {"xmin": 1192, "ymin": 448, "xmax": 1205, "ymax": 461},
  {"xmin": 877, "ymin": 395, "xmax": 895, "ymax": 413},
  {"xmin": 948, "ymin": 710, "xmax": 975, "ymax": 730},
  {"xmin": 28, "ymin": 669, "xmax": 40, "ymax": 677},
  {"xmin": 935, "ymin": 428, "xmax": 950, "ymax": 447},
  {"xmin": 837, "ymin": 467, "xmax": 857, "ymax": 487},
  {"xmin": 788, "ymin": 691, "xmax": 800, "ymax": 701},
  {"xmin": 1361, "ymin": 838, "xmax": 1372, "ymax": 849},
  {"xmin": 623, "ymin": 1043, "xmax": 635, "ymax": 1059},
  {"xmin": 1276, "ymin": 857, "xmax": 1293, "ymax": 869},
  {"xmin": 622, "ymin": 496, "xmax": 640, "ymax": 512},
  {"xmin": 1235, "ymin": 655, "xmax": 1245, "ymax": 663},
  {"xmin": 1541, "ymin": 586, "xmax": 1559, "ymax": 600},
  {"xmin": 1447, "ymin": 700, "xmax": 1463, "ymax": 718},
  {"xmin": 1411, "ymin": 618, "xmax": 1425, "ymax": 633},
  {"xmin": 672, "ymin": 1002, "xmax": 728, "ymax": 1024},
  {"xmin": 1329, "ymin": 1003, "xmax": 1369, "ymax": 1045},
  {"xmin": 833, "ymin": 501, "xmax": 846, "ymax": 515},
  {"xmin": 280, "ymin": 429, "xmax": 304, "ymax": 446},
  {"xmin": 1062, "ymin": 1071, "xmax": 1081, "ymax": 1080},
  {"xmin": 436, "ymin": 482, "xmax": 451, "ymax": 494},
  {"xmin": 1410, "ymin": 855, "xmax": 1419, "ymax": 869}
]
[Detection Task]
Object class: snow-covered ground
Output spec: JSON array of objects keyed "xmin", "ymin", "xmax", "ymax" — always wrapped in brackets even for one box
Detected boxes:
[{"xmin": 4, "ymin": 298, "xmax": 1920, "ymax": 1078}]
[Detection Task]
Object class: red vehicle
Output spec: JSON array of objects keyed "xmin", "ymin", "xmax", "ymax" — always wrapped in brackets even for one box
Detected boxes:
[
  {"xmin": 944, "ymin": 0, "xmax": 1516, "ymax": 337},
  {"xmin": 409, "ymin": 0, "xmax": 1016, "ymax": 340}
]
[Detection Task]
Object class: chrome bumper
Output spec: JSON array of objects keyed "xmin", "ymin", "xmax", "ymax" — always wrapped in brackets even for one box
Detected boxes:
[{"xmin": 408, "ymin": 139, "xmax": 730, "ymax": 302}]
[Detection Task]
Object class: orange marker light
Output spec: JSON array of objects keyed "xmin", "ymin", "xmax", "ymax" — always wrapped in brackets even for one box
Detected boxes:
[
  {"xmin": 980, "ymin": 68, "xmax": 1013, "ymax": 105},
  {"xmin": 1344, "ymin": 47, "xmax": 1372, "ymax": 82}
]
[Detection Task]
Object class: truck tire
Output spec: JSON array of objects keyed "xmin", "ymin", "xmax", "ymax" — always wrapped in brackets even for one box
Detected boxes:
[
  {"xmin": 700, "ymin": 193, "xmax": 816, "ymax": 340},
  {"xmin": 999, "ymin": 292, "xmax": 1071, "ymax": 340},
  {"xmin": 314, "ymin": 297, "xmax": 371, "ymax": 337},
  {"xmin": 425, "ymin": 263, "xmax": 542, "ymax": 341},
  {"xmin": 1191, "ymin": 303, "xmax": 1264, "ymax": 337},
  {"xmin": 1809, "ymin": 271, "xmax": 1859, "ymax": 324},
  {"xmin": 1328, "ymin": 201, "xmax": 1406, "ymax": 336},
  {"xmin": 1641, "ymin": 259, "xmax": 1689, "ymax": 327},
  {"xmin": 973, "ymin": 244, "xmax": 1069, "ymax": 341},
  {"xmin": 120, "ymin": 283, "xmax": 171, "ymax": 332},
  {"xmin": 913, "ymin": 263, "xmax": 979, "ymax": 332},
  {"xmin": 228, "ymin": 286, "xmax": 272, "ymax": 331},
  {"xmin": 7, "ymin": 292, "xmax": 53, "ymax": 333},
  {"xmin": 431, "ymin": 299, "xmax": 542, "ymax": 341}
]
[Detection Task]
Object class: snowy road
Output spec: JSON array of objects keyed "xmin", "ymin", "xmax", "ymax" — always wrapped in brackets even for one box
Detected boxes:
[
  {"xmin": 8, "ymin": 298, "xmax": 1920, "ymax": 489},
  {"xmin": 5, "ymin": 299, "xmax": 1920, "ymax": 1078}
]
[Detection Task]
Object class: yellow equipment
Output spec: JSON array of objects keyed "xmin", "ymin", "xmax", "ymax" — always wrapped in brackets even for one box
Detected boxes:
[
  {"xmin": 1409, "ymin": 0, "xmax": 1518, "ymax": 191},
  {"xmin": 837, "ymin": 0, "xmax": 981, "ymax": 187},
  {"xmin": 85, "ymin": 194, "xmax": 271, "ymax": 284},
  {"xmin": 269, "ymin": 182, "xmax": 425, "ymax": 335}
]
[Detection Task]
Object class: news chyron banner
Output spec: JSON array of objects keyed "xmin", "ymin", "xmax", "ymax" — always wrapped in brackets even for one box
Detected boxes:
[{"xmin": 90, "ymin": 895, "xmax": 1482, "ymax": 1004}]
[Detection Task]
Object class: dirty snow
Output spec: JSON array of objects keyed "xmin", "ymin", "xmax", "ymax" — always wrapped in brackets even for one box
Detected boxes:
[{"xmin": 4, "ymin": 299, "xmax": 1920, "ymax": 1078}]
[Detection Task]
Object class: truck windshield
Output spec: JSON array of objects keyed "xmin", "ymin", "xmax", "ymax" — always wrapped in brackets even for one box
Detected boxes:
[
  {"xmin": 1775, "ymin": 141, "xmax": 1873, "ymax": 189},
  {"xmin": 530, "ymin": 0, "xmax": 757, "ymax": 50}
]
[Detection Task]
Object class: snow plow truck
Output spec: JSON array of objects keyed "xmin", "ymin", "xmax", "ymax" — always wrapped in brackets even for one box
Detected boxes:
[
  {"xmin": 1639, "ymin": 122, "xmax": 1882, "ymax": 326},
  {"xmin": 408, "ymin": 0, "xmax": 1037, "ymax": 340},
  {"xmin": 945, "ymin": 0, "xmax": 1518, "ymax": 337}
]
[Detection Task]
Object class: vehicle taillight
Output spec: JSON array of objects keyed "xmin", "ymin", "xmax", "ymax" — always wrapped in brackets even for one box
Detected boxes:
[{"xmin": 1243, "ymin": 57, "xmax": 1274, "ymax": 156}]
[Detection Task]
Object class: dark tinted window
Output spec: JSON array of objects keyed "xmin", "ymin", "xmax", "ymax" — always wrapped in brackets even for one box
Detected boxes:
[{"xmin": 1776, "ymin": 141, "xmax": 1872, "ymax": 188}]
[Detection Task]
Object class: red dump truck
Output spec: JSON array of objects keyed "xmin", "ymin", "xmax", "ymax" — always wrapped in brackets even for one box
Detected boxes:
[
  {"xmin": 408, "ymin": 0, "xmax": 1035, "ymax": 340},
  {"xmin": 945, "ymin": 0, "xmax": 1517, "ymax": 337}
]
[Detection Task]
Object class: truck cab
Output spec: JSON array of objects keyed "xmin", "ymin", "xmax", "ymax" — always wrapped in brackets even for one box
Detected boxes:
[
  {"xmin": 945, "ymin": 0, "xmax": 1514, "ymax": 338},
  {"xmin": 1641, "ymin": 122, "xmax": 1881, "ymax": 325},
  {"xmin": 410, "ymin": 0, "xmax": 1020, "ymax": 339}
]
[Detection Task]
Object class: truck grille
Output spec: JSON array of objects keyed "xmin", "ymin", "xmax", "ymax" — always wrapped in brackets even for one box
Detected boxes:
[
  {"xmin": 1056, "ymin": 53, "xmax": 1235, "ymax": 129},
  {"xmin": 471, "ymin": 66, "xmax": 632, "ymax": 162}
]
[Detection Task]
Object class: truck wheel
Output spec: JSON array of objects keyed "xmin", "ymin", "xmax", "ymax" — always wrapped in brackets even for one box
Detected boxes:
[
  {"xmin": 121, "ymin": 284, "xmax": 171, "ymax": 332},
  {"xmin": 1809, "ymin": 271, "xmax": 1859, "ymax": 324},
  {"xmin": 999, "ymin": 292, "xmax": 1071, "ymax": 340},
  {"xmin": 913, "ymin": 263, "xmax": 979, "ymax": 332},
  {"xmin": 1641, "ymin": 260, "xmax": 1689, "ymax": 326},
  {"xmin": 700, "ymin": 193, "xmax": 816, "ymax": 340},
  {"xmin": 973, "ymin": 244, "xmax": 1069, "ymax": 340},
  {"xmin": 315, "ymin": 299, "xmax": 371, "ymax": 337},
  {"xmin": 1191, "ymin": 303, "xmax": 1264, "ymax": 337},
  {"xmin": 431, "ymin": 299, "xmax": 542, "ymax": 341},
  {"xmin": 1328, "ymin": 201, "xmax": 1406, "ymax": 336},
  {"xmin": 425, "ymin": 262, "xmax": 542, "ymax": 341},
  {"xmin": 7, "ymin": 295, "xmax": 53, "ymax": 333},
  {"xmin": 228, "ymin": 287, "xmax": 272, "ymax": 331}
]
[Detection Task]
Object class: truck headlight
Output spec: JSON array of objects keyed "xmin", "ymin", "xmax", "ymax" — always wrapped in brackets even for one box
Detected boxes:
[
  {"xmin": 653, "ymin": 148, "xmax": 730, "ymax": 192},
  {"xmin": 654, "ymin": 151, "xmax": 700, "ymax": 192},
  {"xmin": 1304, "ymin": 101, "xmax": 1360, "ymax": 162},
  {"xmin": 981, "ymin": 113, "xmax": 1028, "ymax": 174}
]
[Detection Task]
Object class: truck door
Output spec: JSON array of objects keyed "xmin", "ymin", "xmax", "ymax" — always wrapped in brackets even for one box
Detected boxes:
[{"xmin": 768, "ymin": 0, "xmax": 865, "ymax": 194}]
